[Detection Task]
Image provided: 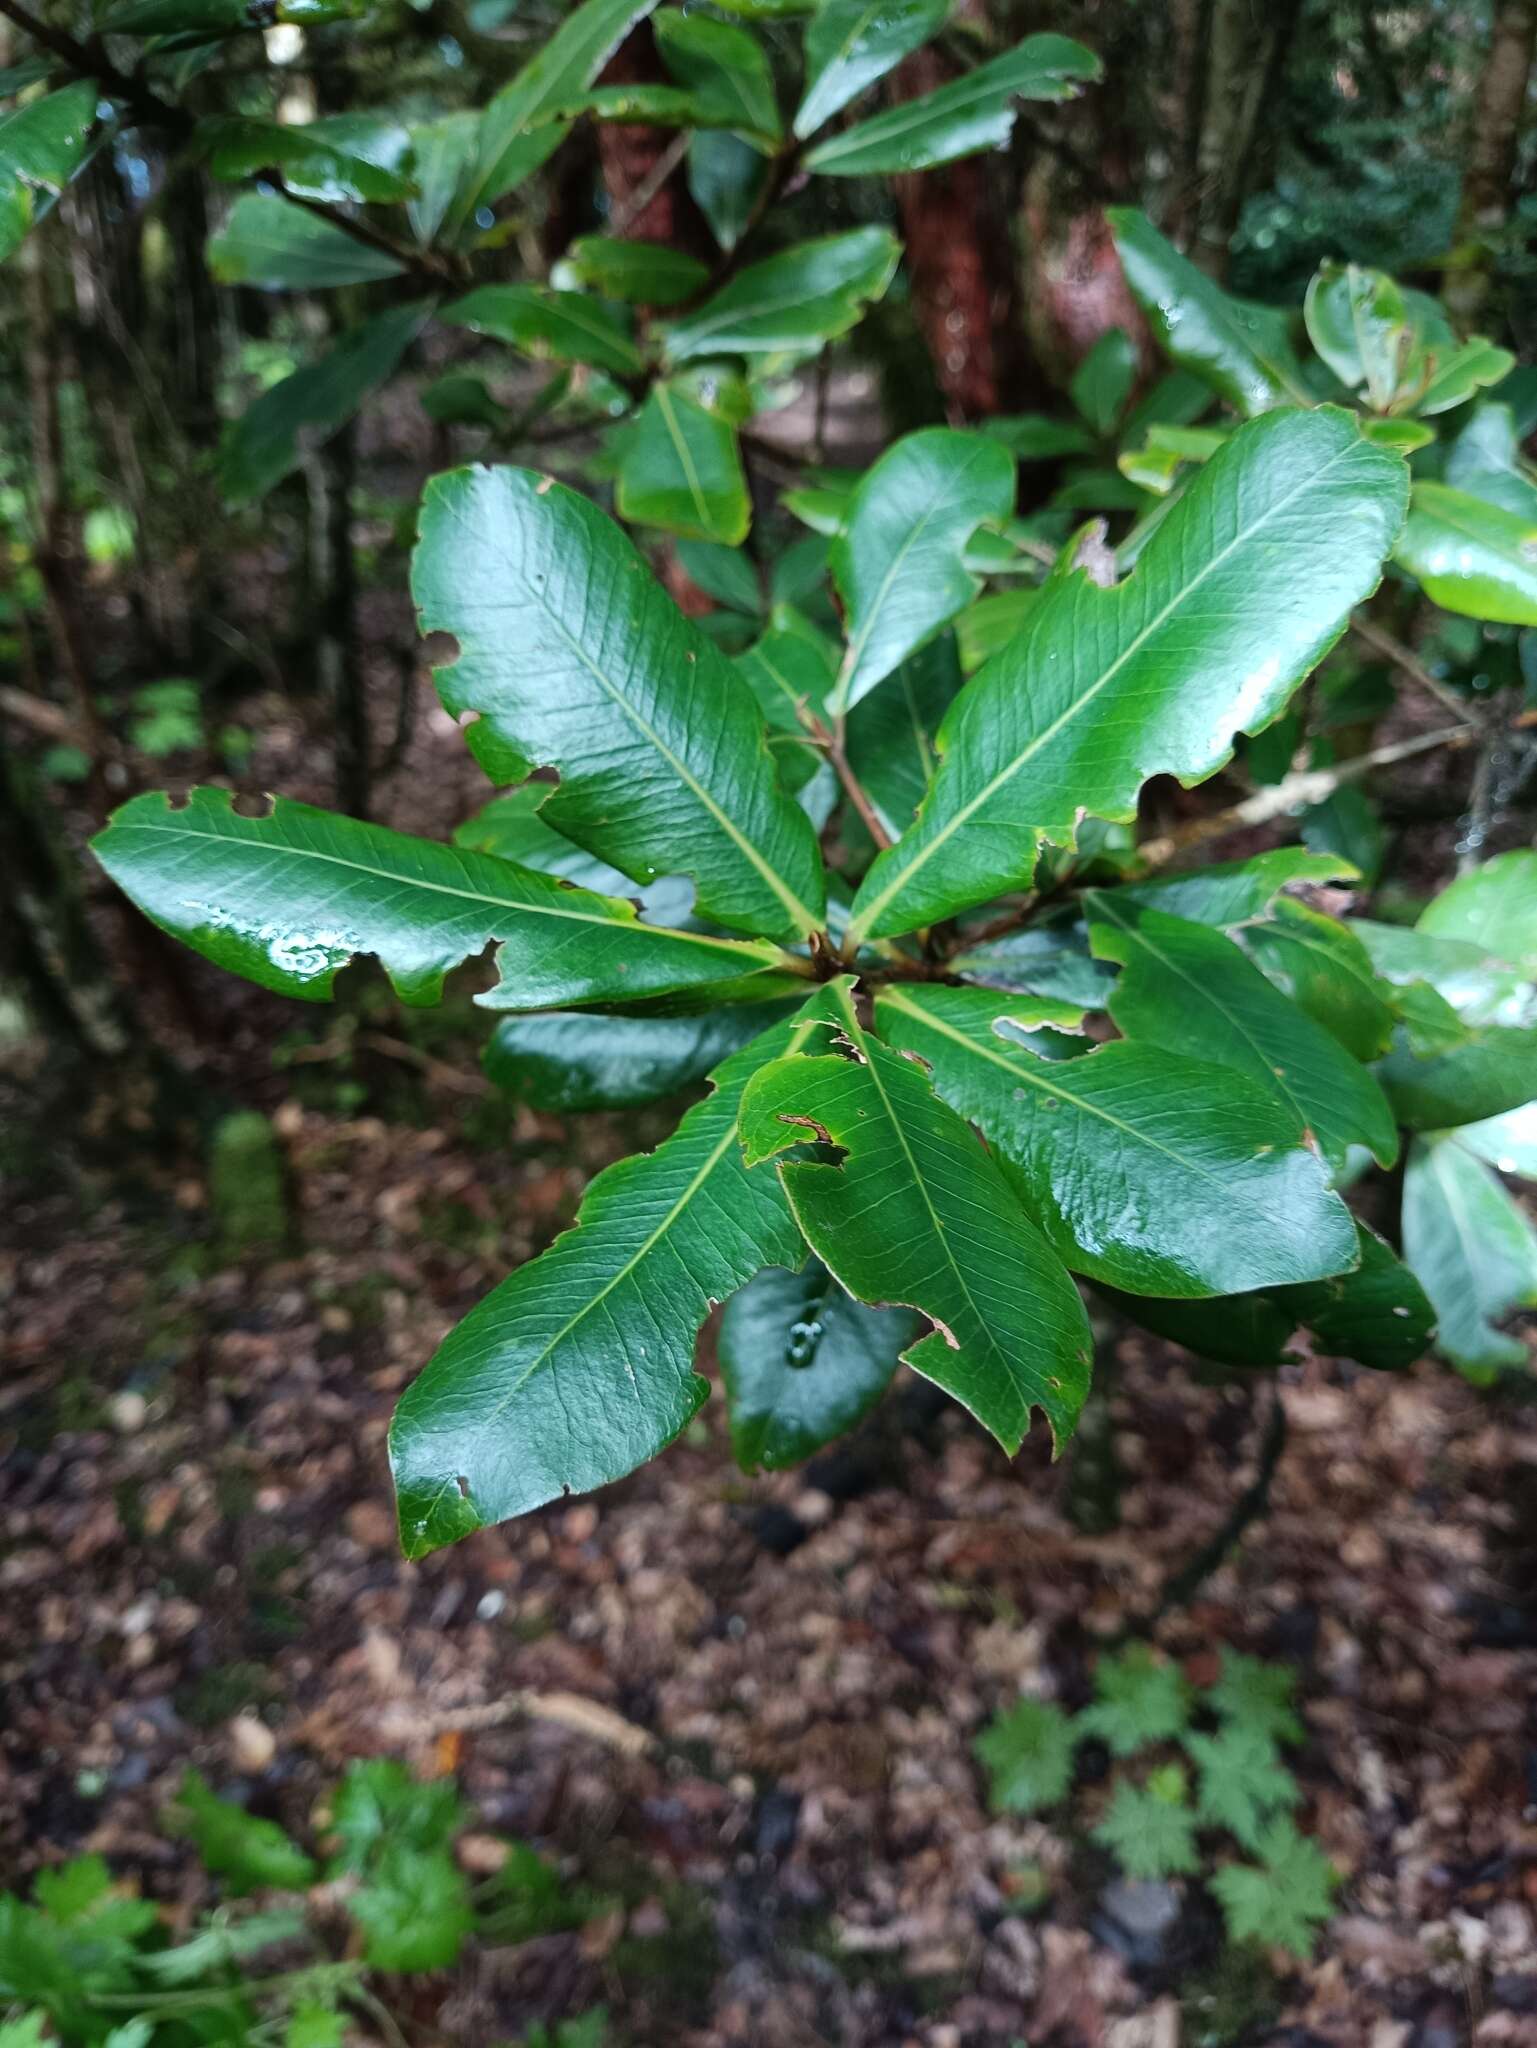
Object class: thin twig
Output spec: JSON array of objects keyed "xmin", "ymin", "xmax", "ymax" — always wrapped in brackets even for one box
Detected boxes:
[
  {"xmin": 1138, "ymin": 720, "xmax": 1478, "ymax": 868},
  {"xmin": 606, "ymin": 128, "xmax": 691, "ymax": 238},
  {"xmin": 380, "ymin": 1690, "xmax": 657, "ymax": 1758},
  {"xmin": 1151, "ymin": 1378, "xmax": 1289, "ymax": 1618},
  {"xmin": 802, "ymin": 708, "xmax": 891, "ymax": 850},
  {"xmin": 1349, "ymin": 613, "xmax": 1473, "ymax": 724}
]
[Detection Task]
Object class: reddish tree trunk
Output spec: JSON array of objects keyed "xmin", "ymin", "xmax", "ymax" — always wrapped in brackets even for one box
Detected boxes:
[
  {"xmin": 1445, "ymin": 0, "xmax": 1537, "ymax": 326},
  {"xmin": 887, "ymin": 39, "xmax": 1037, "ymax": 420},
  {"xmin": 594, "ymin": 23, "xmax": 713, "ymax": 256}
]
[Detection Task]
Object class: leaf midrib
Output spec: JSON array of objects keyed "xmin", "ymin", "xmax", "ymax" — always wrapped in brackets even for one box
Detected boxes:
[
  {"xmin": 654, "ymin": 385, "xmax": 712, "ymax": 530},
  {"xmin": 850, "ymin": 430, "xmax": 1364, "ymax": 940},
  {"xmin": 822, "ymin": 984, "xmax": 1012, "ymax": 1381},
  {"xmin": 438, "ymin": 481, "xmax": 822, "ymax": 938},
  {"xmin": 414, "ymin": 1012, "xmax": 819, "ymax": 1528},
  {"xmin": 1091, "ymin": 899, "xmax": 1314, "ymax": 1135},
  {"xmin": 878, "ymin": 985, "xmax": 1259, "ymax": 1195},
  {"xmin": 119, "ymin": 813, "xmax": 775, "ymax": 961},
  {"xmin": 835, "ymin": 440, "xmax": 991, "ymax": 704},
  {"xmin": 807, "ymin": 45, "xmax": 1048, "ymax": 162}
]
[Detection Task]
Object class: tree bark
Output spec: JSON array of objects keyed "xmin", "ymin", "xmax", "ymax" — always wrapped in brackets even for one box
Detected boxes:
[
  {"xmin": 593, "ymin": 22, "xmax": 714, "ymax": 256},
  {"xmin": 887, "ymin": 30, "xmax": 1035, "ymax": 419},
  {"xmin": 1446, "ymin": 0, "xmax": 1537, "ymax": 328},
  {"xmin": 1188, "ymin": 0, "xmax": 1304, "ymax": 278}
]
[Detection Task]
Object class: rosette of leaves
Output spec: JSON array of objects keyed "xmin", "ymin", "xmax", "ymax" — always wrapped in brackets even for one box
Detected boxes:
[{"xmin": 91, "ymin": 389, "xmax": 1511, "ymax": 1555}]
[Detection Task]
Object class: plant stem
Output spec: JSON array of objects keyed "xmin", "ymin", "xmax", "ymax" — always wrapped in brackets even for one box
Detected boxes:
[
  {"xmin": 801, "ymin": 709, "xmax": 891, "ymax": 851},
  {"xmin": 1349, "ymin": 613, "xmax": 1473, "ymax": 723},
  {"xmin": 1138, "ymin": 720, "xmax": 1478, "ymax": 868},
  {"xmin": 1152, "ymin": 1378, "xmax": 1288, "ymax": 1617}
]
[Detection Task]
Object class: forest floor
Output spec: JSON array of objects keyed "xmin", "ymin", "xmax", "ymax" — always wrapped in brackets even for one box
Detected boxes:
[
  {"xmin": 6, "ymin": 377, "xmax": 1537, "ymax": 2046},
  {"xmin": 5, "ymin": 993, "xmax": 1537, "ymax": 2047}
]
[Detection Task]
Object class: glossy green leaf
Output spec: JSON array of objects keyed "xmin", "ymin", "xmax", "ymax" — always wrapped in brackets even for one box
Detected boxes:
[
  {"xmin": 1419, "ymin": 849, "xmax": 1537, "ymax": 972},
  {"xmin": 688, "ymin": 129, "xmax": 771, "ymax": 251},
  {"xmin": 1070, "ymin": 328, "xmax": 1137, "ymax": 435},
  {"xmin": 980, "ymin": 413, "xmax": 1096, "ymax": 461},
  {"xmin": 1403, "ymin": 1134, "xmax": 1537, "ymax": 1380},
  {"xmin": 444, "ymin": 0, "xmax": 658, "ymax": 235},
  {"xmin": 1350, "ymin": 918, "xmax": 1536, "ymax": 1028},
  {"xmin": 1115, "ymin": 850, "xmax": 1359, "ymax": 927},
  {"xmin": 1108, "ymin": 207, "xmax": 1311, "ymax": 416},
  {"xmin": 406, "ymin": 111, "xmax": 478, "ymax": 245},
  {"xmin": 1376, "ymin": 1023, "xmax": 1537, "ymax": 1130},
  {"xmin": 1360, "ymin": 416, "xmax": 1435, "ymax": 453},
  {"xmin": 219, "ymin": 302, "xmax": 428, "ymax": 506},
  {"xmin": 794, "ymin": 0, "xmax": 949, "ymax": 138},
  {"xmin": 1456, "ymin": 1101, "xmax": 1537, "ymax": 1179},
  {"xmin": 1393, "ymin": 481, "xmax": 1537, "ymax": 626},
  {"xmin": 738, "ymin": 980, "xmax": 1093, "ymax": 1453},
  {"xmin": 1303, "ymin": 260, "xmax": 1411, "ymax": 410},
  {"xmin": 662, "ymin": 226, "xmax": 899, "ymax": 361},
  {"xmin": 847, "ymin": 409, "xmax": 1406, "ymax": 944},
  {"xmin": 845, "ymin": 635, "xmax": 964, "ymax": 840},
  {"xmin": 1240, "ymin": 899, "xmax": 1398, "ymax": 1062},
  {"xmin": 1442, "ymin": 402, "xmax": 1537, "ymax": 520},
  {"xmin": 572, "ymin": 81, "xmax": 715, "ymax": 124},
  {"xmin": 389, "ymin": 1008, "xmax": 818, "ymax": 1552},
  {"xmin": 720, "ymin": 1256, "xmax": 916, "ymax": 1469},
  {"xmin": 680, "ymin": 536, "xmax": 764, "ymax": 614},
  {"xmin": 0, "ymin": 82, "xmax": 97, "ymax": 261},
  {"xmin": 200, "ymin": 117, "xmax": 413, "ymax": 204},
  {"xmin": 802, "ymin": 33, "xmax": 1098, "ymax": 175},
  {"xmin": 443, "ymin": 284, "xmax": 643, "ymax": 376},
  {"xmin": 952, "ymin": 918, "xmax": 1118, "ymax": 1011},
  {"xmin": 565, "ymin": 234, "xmax": 709, "ymax": 305},
  {"xmin": 454, "ymin": 783, "xmax": 630, "ymax": 889},
  {"xmin": 736, "ymin": 612, "xmax": 833, "ymax": 721},
  {"xmin": 955, "ymin": 588, "xmax": 1035, "ymax": 673},
  {"xmin": 484, "ymin": 1003, "xmax": 790, "ymax": 1109},
  {"xmin": 876, "ymin": 983, "xmax": 1357, "ymax": 1297},
  {"xmin": 1102, "ymin": 1220, "xmax": 1431, "ymax": 1372},
  {"xmin": 1274, "ymin": 1221, "xmax": 1434, "ymax": 1369},
  {"xmin": 412, "ymin": 466, "xmax": 826, "ymax": 941},
  {"xmin": 829, "ymin": 428, "xmax": 1015, "ymax": 711},
  {"xmin": 617, "ymin": 380, "xmax": 751, "ymax": 544},
  {"xmin": 1416, "ymin": 335, "xmax": 1515, "ymax": 417},
  {"xmin": 92, "ymin": 788, "xmax": 788, "ymax": 1009},
  {"xmin": 1087, "ymin": 896, "xmax": 1398, "ymax": 1173},
  {"xmin": 208, "ymin": 192, "xmax": 406, "ymax": 289},
  {"xmin": 1096, "ymin": 1282, "xmax": 1296, "ymax": 1365},
  {"xmin": 654, "ymin": 8, "xmax": 780, "ymax": 143}
]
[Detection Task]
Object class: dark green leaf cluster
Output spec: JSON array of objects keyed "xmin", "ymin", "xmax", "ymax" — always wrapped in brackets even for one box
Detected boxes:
[
  {"xmin": 21, "ymin": 0, "xmax": 1524, "ymax": 1549},
  {"xmin": 975, "ymin": 1645, "xmax": 1335, "ymax": 1959},
  {"xmin": 90, "ymin": 379, "xmax": 1537, "ymax": 1549}
]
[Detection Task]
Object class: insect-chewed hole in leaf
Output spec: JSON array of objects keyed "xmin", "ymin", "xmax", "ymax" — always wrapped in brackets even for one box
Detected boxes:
[
  {"xmin": 231, "ymin": 791, "xmax": 277, "ymax": 819},
  {"xmin": 455, "ymin": 1474, "xmax": 472, "ymax": 1499},
  {"xmin": 422, "ymin": 629, "xmax": 460, "ymax": 669}
]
